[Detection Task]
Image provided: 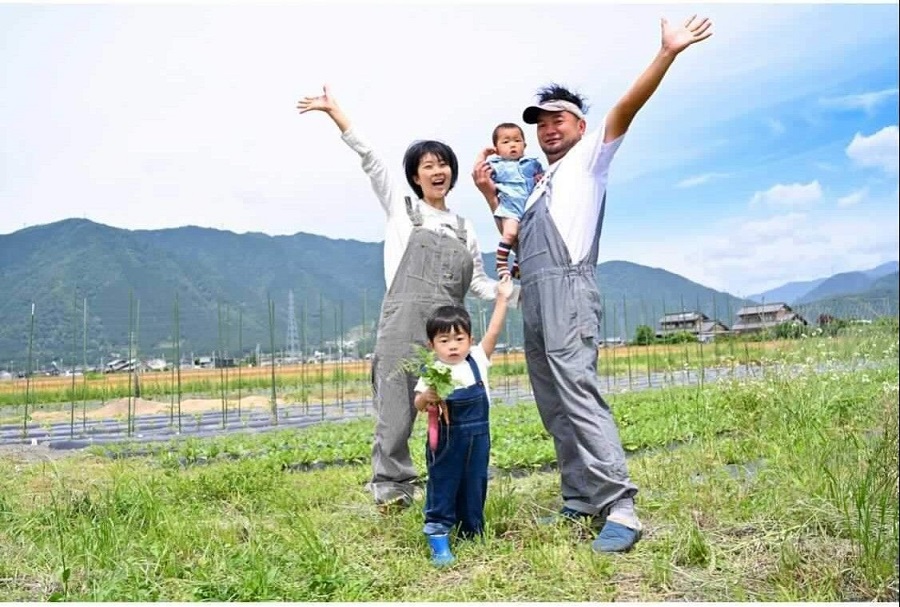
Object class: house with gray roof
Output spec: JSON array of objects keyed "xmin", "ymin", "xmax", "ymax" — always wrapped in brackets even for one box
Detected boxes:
[
  {"xmin": 732, "ymin": 302, "xmax": 808, "ymax": 335},
  {"xmin": 657, "ymin": 311, "xmax": 730, "ymax": 342}
]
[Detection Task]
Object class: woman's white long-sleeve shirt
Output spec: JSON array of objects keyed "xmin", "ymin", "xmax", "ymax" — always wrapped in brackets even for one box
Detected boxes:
[{"xmin": 341, "ymin": 128, "xmax": 499, "ymax": 301}]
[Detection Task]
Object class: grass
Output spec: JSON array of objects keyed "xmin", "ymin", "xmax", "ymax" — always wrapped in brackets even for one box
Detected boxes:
[{"xmin": 0, "ymin": 358, "xmax": 897, "ymax": 600}]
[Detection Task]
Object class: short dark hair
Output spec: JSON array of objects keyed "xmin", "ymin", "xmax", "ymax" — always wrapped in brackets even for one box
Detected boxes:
[
  {"xmin": 402, "ymin": 140, "xmax": 459, "ymax": 200},
  {"xmin": 426, "ymin": 305, "xmax": 472, "ymax": 341},
  {"xmin": 492, "ymin": 122, "xmax": 524, "ymax": 146},
  {"xmin": 536, "ymin": 83, "xmax": 589, "ymax": 114}
]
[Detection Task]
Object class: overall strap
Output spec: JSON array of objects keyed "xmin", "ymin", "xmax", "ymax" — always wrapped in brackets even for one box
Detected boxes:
[
  {"xmin": 465, "ymin": 353, "xmax": 483, "ymax": 386},
  {"xmin": 456, "ymin": 215, "xmax": 467, "ymax": 239},
  {"xmin": 440, "ymin": 215, "xmax": 468, "ymax": 245},
  {"xmin": 404, "ymin": 196, "xmax": 424, "ymax": 227},
  {"xmin": 407, "ymin": 195, "xmax": 466, "ymax": 244},
  {"xmin": 537, "ymin": 160, "xmax": 563, "ymax": 207}
]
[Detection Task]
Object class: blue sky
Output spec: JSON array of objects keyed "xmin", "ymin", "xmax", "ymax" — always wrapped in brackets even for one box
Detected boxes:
[{"xmin": 1, "ymin": 2, "xmax": 897, "ymax": 296}]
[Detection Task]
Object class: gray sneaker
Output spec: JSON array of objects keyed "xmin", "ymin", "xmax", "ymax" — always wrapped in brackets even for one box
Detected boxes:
[
  {"xmin": 376, "ymin": 493, "xmax": 412, "ymax": 512},
  {"xmin": 537, "ymin": 506, "xmax": 603, "ymax": 527}
]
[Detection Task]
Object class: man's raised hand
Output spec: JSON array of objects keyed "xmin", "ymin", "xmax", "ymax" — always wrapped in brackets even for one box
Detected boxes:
[{"xmin": 661, "ymin": 15, "xmax": 713, "ymax": 55}]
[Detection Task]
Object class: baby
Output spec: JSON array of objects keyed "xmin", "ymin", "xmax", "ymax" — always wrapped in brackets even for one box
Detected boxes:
[{"xmin": 487, "ymin": 123, "xmax": 544, "ymax": 279}]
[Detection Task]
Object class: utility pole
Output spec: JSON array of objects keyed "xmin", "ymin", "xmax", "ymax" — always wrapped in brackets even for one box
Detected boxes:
[{"xmin": 286, "ymin": 289, "xmax": 299, "ymax": 362}]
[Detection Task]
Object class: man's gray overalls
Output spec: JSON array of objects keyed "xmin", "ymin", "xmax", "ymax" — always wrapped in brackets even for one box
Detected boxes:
[{"xmin": 517, "ymin": 167, "xmax": 638, "ymax": 516}]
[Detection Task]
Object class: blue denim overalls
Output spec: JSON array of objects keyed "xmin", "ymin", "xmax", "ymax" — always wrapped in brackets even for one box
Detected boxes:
[{"xmin": 422, "ymin": 353, "xmax": 491, "ymax": 537}]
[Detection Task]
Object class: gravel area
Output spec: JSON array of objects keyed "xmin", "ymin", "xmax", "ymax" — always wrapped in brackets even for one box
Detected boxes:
[{"xmin": 0, "ymin": 442, "xmax": 88, "ymax": 464}]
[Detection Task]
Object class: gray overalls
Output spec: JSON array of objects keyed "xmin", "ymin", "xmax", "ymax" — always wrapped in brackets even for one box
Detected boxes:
[
  {"xmin": 518, "ymin": 172, "xmax": 638, "ymax": 516},
  {"xmin": 369, "ymin": 197, "xmax": 473, "ymax": 505}
]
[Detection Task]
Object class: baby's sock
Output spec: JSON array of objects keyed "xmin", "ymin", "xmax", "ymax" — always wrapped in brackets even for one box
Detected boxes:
[{"xmin": 496, "ymin": 242, "xmax": 513, "ymax": 278}]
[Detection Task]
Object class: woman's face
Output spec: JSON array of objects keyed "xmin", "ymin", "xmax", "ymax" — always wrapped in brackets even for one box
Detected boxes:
[{"xmin": 413, "ymin": 152, "xmax": 454, "ymax": 203}]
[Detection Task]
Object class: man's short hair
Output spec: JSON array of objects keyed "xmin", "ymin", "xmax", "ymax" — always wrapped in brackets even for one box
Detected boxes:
[{"xmin": 522, "ymin": 84, "xmax": 589, "ymax": 124}]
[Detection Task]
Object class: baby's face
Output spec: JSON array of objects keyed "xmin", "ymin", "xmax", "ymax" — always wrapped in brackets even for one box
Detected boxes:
[{"xmin": 495, "ymin": 128, "xmax": 526, "ymax": 160}]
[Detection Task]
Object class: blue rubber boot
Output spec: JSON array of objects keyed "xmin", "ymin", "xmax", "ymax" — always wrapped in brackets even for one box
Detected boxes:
[{"xmin": 427, "ymin": 533, "xmax": 456, "ymax": 567}]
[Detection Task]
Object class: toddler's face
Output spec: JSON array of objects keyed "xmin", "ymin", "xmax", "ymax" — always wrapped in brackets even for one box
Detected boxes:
[
  {"xmin": 429, "ymin": 328, "xmax": 473, "ymax": 365},
  {"xmin": 495, "ymin": 127, "xmax": 526, "ymax": 160}
]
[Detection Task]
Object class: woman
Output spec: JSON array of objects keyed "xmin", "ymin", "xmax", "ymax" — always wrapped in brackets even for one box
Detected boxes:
[{"xmin": 297, "ymin": 85, "xmax": 509, "ymax": 508}]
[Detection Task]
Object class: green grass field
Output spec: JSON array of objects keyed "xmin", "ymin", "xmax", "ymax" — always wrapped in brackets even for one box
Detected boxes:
[{"xmin": 0, "ymin": 325, "xmax": 897, "ymax": 601}]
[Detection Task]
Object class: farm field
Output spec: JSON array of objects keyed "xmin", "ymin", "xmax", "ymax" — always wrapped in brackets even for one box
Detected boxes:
[
  {"xmin": 0, "ymin": 323, "xmax": 897, "ymax": 601},
  {"xmin": 0, "ymin": 339, "xmax": 801, "ymax": 393},
  {"xmin": 0, "ymin": 331, "xmax": 881, "ymax": 409}
]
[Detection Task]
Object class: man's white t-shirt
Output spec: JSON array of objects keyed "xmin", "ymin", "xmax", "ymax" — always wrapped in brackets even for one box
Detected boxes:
[
  {"xmin": 524, "ymin": 127, "xmax": 625, "ymax": 265},
  {"xmin": 414, "ymin": 344, "xmax": 491, "ymax": 403}
]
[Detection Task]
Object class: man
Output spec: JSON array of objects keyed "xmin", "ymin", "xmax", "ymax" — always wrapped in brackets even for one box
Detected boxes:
[{"xmin": 472, "ymin": 15, "xmax": 713, "ymax": 552}]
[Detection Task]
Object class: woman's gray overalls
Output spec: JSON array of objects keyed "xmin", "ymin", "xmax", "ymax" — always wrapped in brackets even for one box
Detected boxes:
[
  {"xmin": 369, "ymin": 197, "xmax": 473, "ymax": 505},
  {"xmin": 517, "ymin": 175, "xmax": 638, "ymax": 516}
]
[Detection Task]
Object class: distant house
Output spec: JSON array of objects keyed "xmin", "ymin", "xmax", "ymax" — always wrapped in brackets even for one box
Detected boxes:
[
  {"xmin": 657, "ymin": 311, "xmax": 730, "ymax": 342},
  {"xmin": 193, "ymin": 355, "xmax": 235, "ymax": 368},
  {"xmin": 658, "ymin": 311, "xmax": 707, "ymax": 335},
  {"xmin": 599, "ymin": 336, "xmax": 625, "ymax": 348},
  {"xmin": 697, "ymin": 320, "xmax": 731, "ymax": 343},
  {"xmin": 105, "ymin": 358, "xmax": 133, "ymax": 373},
  {"xmin": 145, "ymin": 358, "xmax": 168, "ymax": 372},
  {"xmin": 732, "ymin": 303, "xmax": 808, "ymax": 335},
  {"xmin": 213, "ymin": 357, "xmax": 236, "ymax": 369},
  {"xmin": 194, "ymin": 356, "xmax": 214, "ymax": 369}
]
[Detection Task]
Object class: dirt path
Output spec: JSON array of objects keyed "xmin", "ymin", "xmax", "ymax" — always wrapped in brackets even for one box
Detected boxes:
[
  {"xmin": 0, "ymin": 395, "xmax": 289, "ymax": 464},
  {"xmin": 0, "ymin": 443, "xmax": 85, "ymax": 464},
  {"xmin": 27, "ymin": 394, "xmax": 283, "ymax": 423}
]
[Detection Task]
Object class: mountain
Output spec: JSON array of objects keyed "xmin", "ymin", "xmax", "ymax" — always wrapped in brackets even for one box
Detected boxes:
[
  {"xmin": 864, "ymin": 261, "xmax": 900, "ymax": 280},
  {"xmin": 0, "ymin": 219, "xmax": 895, "ymax": 369},
  {"xmin": 749, "ymin": 261, "xmax": 899, "ymax": 305},
  {"xmin": 0, "ymin": 219, "xmax": 386, "ymax": 370},
  {"xmin": 795, "ymin": 271, "xmax": 899, "ymax": 321},
  {"xmin": 592, "ymin": 260, "xmax": 753, "ymax": 338},
  {"xmin": 871, "ymin": 271, "xmax": 900, "ymax": 293},
  {"xmin": 473, "ymin": 256, "xmax": 754, "ymax": 345},
  {"xmin": 746, "ymin": 278, "xmax": 826, "ymax": 306},
  {"xmin": 795, "ymin": 271, "xmax": 880, "ymax": 305}
]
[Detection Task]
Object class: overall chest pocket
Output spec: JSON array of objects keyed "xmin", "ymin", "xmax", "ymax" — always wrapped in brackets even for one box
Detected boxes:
[
  {"xmin": 446, "ymin": 390, "xmax": 489, "ymax": 426},
  {"xmin": 406, "ymin": 230, "xmax": 468, "ymax": 286}
]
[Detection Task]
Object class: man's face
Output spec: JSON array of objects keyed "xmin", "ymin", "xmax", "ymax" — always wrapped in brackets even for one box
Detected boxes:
[{"xmin": 535, "ymin": 110, "xmax": 586, "ymax": 163}]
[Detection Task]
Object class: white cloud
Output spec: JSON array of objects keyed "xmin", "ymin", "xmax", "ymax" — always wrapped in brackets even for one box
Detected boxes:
[
  {"xmin": 814, "ymin": 161, "xmax": 840, "ymax": 173},
  {"xmin": 1, "ymin": 3, "xmax": 898, "ymax": 243},
  {"xmin": 671, "ymin": 208, "xmax": 896, "ymax": 296},
  {"xmin": 766, "ymin": 118, "xmax": 786, "ymax": 136},
  {"xmin": 676, "ymin": 172, "xmax": 730, "ymax": 188},
  {"xmin": 608, "ymin": 183, "xmax": 900, "ymax": 297},
  {"xmin": 846, "ymin": 126, "xmax": 900, "ymax": 175},
  {"xmin": 749, "ymin": 181, "xmax": 823, "ymax": 209},
  {"xmin": 820, "ymin": 87, "xmax": 899, "ymax": 114},
  {"xmin": 837, "ymin": 188, "xmax": 868, "ymax": 207}
]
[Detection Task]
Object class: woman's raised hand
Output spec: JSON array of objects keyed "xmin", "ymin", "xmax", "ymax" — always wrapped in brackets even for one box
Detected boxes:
[{"xmin": 297, "ymin": 84, "xmax": 339, "ymax": 114}]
